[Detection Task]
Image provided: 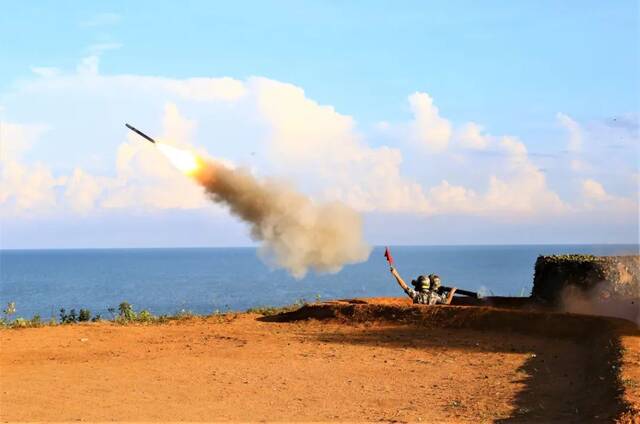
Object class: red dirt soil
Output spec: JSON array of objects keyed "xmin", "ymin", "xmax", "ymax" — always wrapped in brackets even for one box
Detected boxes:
[{"xmin": 1, "ymin": 298, "xmax": 638, "ymax": 422}]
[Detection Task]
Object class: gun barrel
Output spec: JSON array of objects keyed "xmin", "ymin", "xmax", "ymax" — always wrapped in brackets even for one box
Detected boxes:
[{"xmin": 440, "ymin": 286, "xmax": 479, "ymax": 299}]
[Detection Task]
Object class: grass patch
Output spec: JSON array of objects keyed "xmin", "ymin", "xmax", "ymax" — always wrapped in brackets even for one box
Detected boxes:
[{"xmin": 1, "ymin": 297, "xmax": 316, "ymax": 328}]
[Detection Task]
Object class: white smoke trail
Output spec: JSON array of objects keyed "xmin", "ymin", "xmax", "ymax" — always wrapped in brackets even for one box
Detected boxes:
[{"xmin": 193, "ymin": 159, "xmax": 371, "ymax": 278}]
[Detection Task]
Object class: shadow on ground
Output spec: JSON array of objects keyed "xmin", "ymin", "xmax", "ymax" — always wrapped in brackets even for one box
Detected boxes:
[{"xmin": 261, "ymin": 299, "xmax": 638, "ymax": 422}]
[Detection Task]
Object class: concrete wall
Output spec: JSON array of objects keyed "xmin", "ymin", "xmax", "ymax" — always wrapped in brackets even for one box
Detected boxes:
[{"xmin": 531, "ymin": 255, "xmax": 639, "ymax": 304}]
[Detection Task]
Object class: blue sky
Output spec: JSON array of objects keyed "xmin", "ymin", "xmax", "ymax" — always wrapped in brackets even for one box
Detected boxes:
[{"xmin": 0, "ymin": 1, "xmax": 638, "ymax": 248}]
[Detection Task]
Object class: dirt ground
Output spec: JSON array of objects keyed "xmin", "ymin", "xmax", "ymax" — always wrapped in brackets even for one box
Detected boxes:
[{"xmin": 2, "ymin": 302, "xmax": 637, "ymax": 422}]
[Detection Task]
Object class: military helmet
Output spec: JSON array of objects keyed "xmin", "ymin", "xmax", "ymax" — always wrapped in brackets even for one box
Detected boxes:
[
  {"xmin": 411, "ymin": 275, "xmax": 430, "ymax": 292},
  {"xmin": 429, "ymin": 274, "xmax": 442, "ymax": 290}
]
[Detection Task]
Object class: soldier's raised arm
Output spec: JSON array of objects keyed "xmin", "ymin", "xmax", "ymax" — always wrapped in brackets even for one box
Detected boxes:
[{"xmin": 390, "ymin": 266, "xmax": 410, "ymax": 292}]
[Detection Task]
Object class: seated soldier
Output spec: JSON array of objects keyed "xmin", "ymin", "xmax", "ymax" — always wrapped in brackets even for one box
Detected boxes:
[{"xmin": 428, "ymin": 274, "xmax": 457, "ymax": 305}]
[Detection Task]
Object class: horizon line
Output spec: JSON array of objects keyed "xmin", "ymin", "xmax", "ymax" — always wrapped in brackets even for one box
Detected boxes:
[{"xmin": 1, "ymin": 242, "xmax": 639, "ymax": 252}]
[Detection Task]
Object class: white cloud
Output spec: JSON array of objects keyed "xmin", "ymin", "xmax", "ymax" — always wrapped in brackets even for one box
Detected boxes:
[
  {"xmin": 580, "ymin": 178, "xmax": 637, "ymax": 214},
  {"xmin": 486, "ymin": 137, "xmax": 566, "ymax": 215},
  {"xmin": 252, "ymin": 78, "xmax": 431, "ymax": 213},
  {"xmin": 557, "ymin": 112, "xmax": 583, "ymax": 152},
  {"xmin": 456, "ymin": 122, "xmax": 489, "ymax": 150},
  {"xmin": 0, "ymin": 105, "xmax": 212, "ymax": 217},
  {"xmin": 0, "ymin": 122, "xmax": 63, "ymax": 215},
  {"xmin": 1, "ymin": 59, "xmax": 636, "ymax": 227},
  {"xmin": 64, "ymin": 168, "xmax": 103, "ymax": 213},
  {"xmin": 426, "ymin": 137, "xmax": 567, "ymax": 216},
  {"xmin": 582, "ymin": 178, "xmax": 607, "ymax": 201},
  {"xmin": 408, "ymin": 92, "xmax": 452, "ymax": 152}
]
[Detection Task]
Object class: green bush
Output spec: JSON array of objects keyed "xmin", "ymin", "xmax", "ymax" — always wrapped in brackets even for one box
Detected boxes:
[
  {"xmin": 137, "ymin": 309, "xmax": 155, "ymax": 322},
  {"xmin": 78, "ymin": 309, "xmax": 91, "ymax": 322},
  {"xmin": 59, "ymin": 308, "xmax": 78, "ymax": 324},
  {"xmin": 118, "ymin": 302, "xmax": 136, "ymax": 321},
  {"xmin": 2, "ymin": 302, "xmax": 16, "ymax": 325},
  {"xmin": 13, "ymin": 318, "xmax": 28, "ymax": 328}
]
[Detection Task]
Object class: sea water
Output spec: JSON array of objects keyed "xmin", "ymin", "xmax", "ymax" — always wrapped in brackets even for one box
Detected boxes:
[{"xmin": 1, "ymin": 245, "xmax": 637, "ymax": 319}]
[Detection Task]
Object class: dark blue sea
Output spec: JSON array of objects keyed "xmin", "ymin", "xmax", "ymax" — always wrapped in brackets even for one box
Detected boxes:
[{"xmin": 1, "ymin": 245, "xmax": 637, "ymax": 320}]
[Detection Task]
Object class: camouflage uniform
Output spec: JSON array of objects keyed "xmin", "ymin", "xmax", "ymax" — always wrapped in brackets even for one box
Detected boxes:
[
  {"xmin": 403, "ymin": 287, "xmax": 431, "ymax": 304},
  {"xmin": 404, "ymin": 287, "xmax": 448, "ymax": 305},
  {"xmin": 426, "ymin": 290, "xmax": 448, "ymax": 305}
]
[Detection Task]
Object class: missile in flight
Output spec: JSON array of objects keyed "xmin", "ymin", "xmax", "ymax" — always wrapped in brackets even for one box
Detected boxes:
[{"xmin": 125, "ymin": 123, "xmax": 157, "ymax": 144}]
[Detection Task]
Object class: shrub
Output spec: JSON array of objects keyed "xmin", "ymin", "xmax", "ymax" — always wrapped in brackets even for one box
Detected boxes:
[
  {"xmin": 78, "ymin": 309, "xmax": 91, "ymax": 322},
  {"xmin": 118, "ymin": 302, "xmax": 136, "ymax": 321},
  {"xmin": 59, "ymin": 308, "xmax": 80, "ymax": 324},
  {"xmin": 2, "ymin": 302, "xmax": 16, "ymax": 325},
  {"xmin": 91, "ymin": 314, "xmax": 102, "ymax": 322},
  {"xmin": 137, "ymin": 309, "xmax": 155, "ymax": 323},
  {"xmin": 13, "ymin": 318, "xmax": 28, "ymax": 328}
]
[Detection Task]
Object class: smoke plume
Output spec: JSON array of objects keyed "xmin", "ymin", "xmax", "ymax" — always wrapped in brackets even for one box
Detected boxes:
[
  {"xmin": 561, "ymin": 282, "xmax": 640, "ymax": 327},
  {"xmin": 193, "ymin": 159, "xmax": 371, "ymax": 278}
]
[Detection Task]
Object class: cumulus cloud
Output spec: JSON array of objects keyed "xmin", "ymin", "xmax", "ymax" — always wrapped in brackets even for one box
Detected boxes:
[
  {"xmin": 582, "ymin": 179, "xmax": 607, "ymax": 201},
  {"xmin": 557, "ymin": 112, "xmax": 583, "ymax": 152},
  {"xmin": 0, "ymin": 122, "xmax": 63, "ymax": 215},
  {"xmin": 64, "ymin": 168, "xmax": 103, "ymax": 213},
  {"xmin": 0, "ymin": 105, "xmax": 213, "ymax": 216},
  {"xmin": 251, "ymin": 78, "xmax": 431, "ymax": 213},
  {"xmin": 0, "ymin": 57, "xmax": 636, "ymax": 230},
  {"xmin": 426, "ymin": 137, "xmax": 567, "ymax": 216},
  {"xmin": 455, "ymin": 122, "xmax": 490, "ymax": 150},
  {"xmin": 581, "ymin": 178, "xmax": 637, "ymax": 213},
  {"xmin": 408, "ymin": 92, "xmax": 452, "ymax": 152}
]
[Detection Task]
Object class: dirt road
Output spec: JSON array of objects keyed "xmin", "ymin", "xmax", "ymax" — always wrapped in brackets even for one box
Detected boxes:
[{"xmin": 2, "ymin": 304, "xmax": 634, "ymax": 422}]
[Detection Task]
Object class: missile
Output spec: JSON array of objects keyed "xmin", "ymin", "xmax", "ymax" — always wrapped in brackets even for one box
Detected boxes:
[{"xmin": 125, "ymin": 123, "xmax": 157, "ymax": 144}]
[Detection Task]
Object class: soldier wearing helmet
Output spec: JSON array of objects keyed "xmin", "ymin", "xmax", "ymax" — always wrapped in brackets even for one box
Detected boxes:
[
  {"xmin": 389, "ymin": 267, "xmax": 433, "ymax": 304},
  {"xmin": 428, "ymin": 274, "xmax": 457, "ymax": 305},
  {"xmin": 388, "ymin": 267, "xmax": 458, "ymax": 305}
]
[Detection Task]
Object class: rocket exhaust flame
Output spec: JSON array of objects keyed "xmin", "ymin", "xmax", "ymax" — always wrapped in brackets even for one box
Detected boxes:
[
  {"xmin": 157, "ymin": 144, "xmax": 201, "ymax": 175},
  {"xmin": 127, "ymin": 123, "xmax": 371, "ymax": 278}
]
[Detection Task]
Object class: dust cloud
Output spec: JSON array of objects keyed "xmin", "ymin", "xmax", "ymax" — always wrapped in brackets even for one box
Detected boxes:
[
  {"xmin": 194, "ymin": 159, "xmax": 371, "ymax": 278},
  {"xmin": 562, "ymin": 281, "xmax": 640, "ymax": 326}
]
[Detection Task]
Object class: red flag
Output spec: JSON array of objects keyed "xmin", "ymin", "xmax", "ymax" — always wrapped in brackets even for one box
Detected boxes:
[{"xmin": 384, "ymin": 246, "xmax": 394, "ymax": 265}]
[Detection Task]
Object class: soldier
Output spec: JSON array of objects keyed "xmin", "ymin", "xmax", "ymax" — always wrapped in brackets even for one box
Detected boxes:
[
  {"xmin": 428, "ymin": 274, "xmax": 457, "ymax": 305},
  {"xmin": 389, "ymin": 266, "xmax": 432, "ymax": 304}
]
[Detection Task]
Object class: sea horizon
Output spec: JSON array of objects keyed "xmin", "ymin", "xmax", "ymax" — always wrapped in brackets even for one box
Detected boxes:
[
  {"xmin": 2, "ymin": 242, "xmax": 639, "ymax": 251},
  {"xmin": 1, "ymin": 244, "xmax": 638, "ymax": 320}
]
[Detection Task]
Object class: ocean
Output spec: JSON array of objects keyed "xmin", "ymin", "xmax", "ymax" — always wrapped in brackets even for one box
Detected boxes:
[{"xmin": 1, "ymin": 244, "xmax": 637, "ymax": 320}]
